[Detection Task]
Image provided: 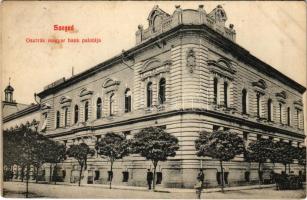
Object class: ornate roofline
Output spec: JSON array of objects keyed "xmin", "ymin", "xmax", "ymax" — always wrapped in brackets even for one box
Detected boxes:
[{"xmin": 37, "ymin": 24, "xmax": 306, "ymax": 98}]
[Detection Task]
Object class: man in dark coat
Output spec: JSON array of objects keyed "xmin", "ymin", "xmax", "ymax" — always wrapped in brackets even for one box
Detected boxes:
[
  {"xmin": 147, "ymin": 169, "xmax": 153, "ymax": 190},
  {"xmin": 197, "ymin": 169, "xmax": 204, "ymax": 183}
]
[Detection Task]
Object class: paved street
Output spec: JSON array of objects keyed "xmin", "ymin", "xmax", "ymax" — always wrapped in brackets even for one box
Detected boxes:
[{"xmin": 3, "ymin": 181, "xmax": 306, "ymax": 199}]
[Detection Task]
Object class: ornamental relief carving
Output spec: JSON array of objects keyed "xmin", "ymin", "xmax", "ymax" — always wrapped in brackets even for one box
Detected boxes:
[{"xmin": 186, "ymin": 48, "xmax": 196, "ymax": 73}]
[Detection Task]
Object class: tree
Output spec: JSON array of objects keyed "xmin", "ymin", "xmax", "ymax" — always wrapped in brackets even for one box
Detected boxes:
[
  {"xmin": 95, "ymin": 132, "xmax": 130, "ymax": 189},
  {"xmin": 297, "ymin": 146, "xmax": 306, "ymax": 167},
  {"xmin": 66, "ymin": 143, "xmax": 95, "ymax": 186},
  {"xmin": 45, "ymin": 141, "xmax": 67, "ymax": 184},
  {"xmin": 245, "ymin": 138, "xmax": 275, "ymax": 186},
  {"xmin": 195, "ymin": 130, "xmax": 244, "ymax": 192},
  {"xmin": 271, "ymin": 141, "xmax": 295, "ymax": 173},
  {"xmin": 131, "ymin": 127, "xmax": 179, "ymax": 190}
]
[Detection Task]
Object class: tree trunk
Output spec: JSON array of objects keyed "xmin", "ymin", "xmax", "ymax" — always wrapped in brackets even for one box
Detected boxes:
[
  {"xmin": 78, "ymin": 165, "xmax": 83, "ymax": 187},
  {"xmin": 21, "ymin": 166, "xmax": 25, "ymax": 182},
  {"xmin": 284, "ymin": 164, "xmax": 287, "ymax": 174},
  {"xmin": 16, "ymin": 165, "xmax": 19, "ymax": 180},
  {"xmin": 109, "ymin": 161, "xmax": 113, "ymax": 189},
  {"xmin": 26, "ymin": 165, "xmax": 30, "ymax": 198},
  {"xmin": 220, "ymin": 160, "xmax": 224, "ymax": 193},
  {"xmin": 258, "ymin": 162, "xmax": 262, "ymax": 187},
  {"xmin": 35, "ymin": 166, "xmax": 39, "ymax": 183},
  {"xmin": 54, "ymin": 163, "xmax": 58, "ymax": 185},
  {"xmin": 49, "ymin": 164, "xmax": 53, "ymax": 183},
  {"xmin": 288, "ymin": 163, "xmax": 291, "ymax": 174},
  {"xmin": 152, "ymin": 161, "xmax": 158, "ymax": 190}
]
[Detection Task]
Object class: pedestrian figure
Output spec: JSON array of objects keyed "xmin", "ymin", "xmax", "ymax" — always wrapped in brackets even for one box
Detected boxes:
[
  {"xmin": 197, "ymin": 169, "xmax": 204, "ymax": 183},
  {"xmin": 147, "ymin": 169, "xmax": 153, "ymax": 190},
  {"xmin": 194, "ymin": 177, "xmax": 203, "ymax": 199}
]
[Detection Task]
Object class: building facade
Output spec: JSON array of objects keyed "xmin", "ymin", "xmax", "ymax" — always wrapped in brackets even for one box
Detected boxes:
[{"xmin": 34, "ymin": 5, "xmax": 305, "ymax": 188}]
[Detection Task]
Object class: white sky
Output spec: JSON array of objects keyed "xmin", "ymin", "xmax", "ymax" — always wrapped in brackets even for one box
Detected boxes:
[{"xmin": 1, "ymin": 1, "xmax": 306, "ymax": 105}]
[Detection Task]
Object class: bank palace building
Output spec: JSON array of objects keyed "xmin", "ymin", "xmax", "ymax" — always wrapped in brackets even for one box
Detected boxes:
[{"xmin": 30, "ymin": 5, "xmax": 306, "ymax": 188}]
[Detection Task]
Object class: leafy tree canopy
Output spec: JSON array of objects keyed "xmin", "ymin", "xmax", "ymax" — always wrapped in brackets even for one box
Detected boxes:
[
  {"xmin": 66, "ymin": 143, "xmax": 95, "ymax": 169},
  {"xmin": 95, "ymin": 132, "xmax": 130, "ymax": 161},
  {"xmin": 195, "ymin": 130, "xmax": 245, "ymax": 161},
  {"xmin": 246, "ymin": 138, "xmax": 275, "ymax": 163},
  {"xmin": 132, "ymin": 127, "xmax": 179, "ymax": 163}
]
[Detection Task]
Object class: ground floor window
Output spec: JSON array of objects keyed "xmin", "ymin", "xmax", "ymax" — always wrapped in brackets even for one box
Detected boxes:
[
  {"xmin": 216, "ymin": 172, "xmax": 229, "ymax": 185},
  {"xmin": 94, "ymin": 170, "xmax": 100, "ymax": 181},
  {"xmin": 156, "ymin": 172, "xmax": 163, "ymax": 184},
  {"xmin": 122, "ymin": 171, "xmax": 129, "ymax": 182},
  {"xmin": 245, "ymin": 171, "xmax": 250, "ymax": 182}
]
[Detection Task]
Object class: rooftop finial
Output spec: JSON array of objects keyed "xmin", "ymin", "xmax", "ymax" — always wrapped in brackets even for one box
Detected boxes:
[{"xmin": 9, "ymin": 77, "xmax": 11, "ymax": 86}]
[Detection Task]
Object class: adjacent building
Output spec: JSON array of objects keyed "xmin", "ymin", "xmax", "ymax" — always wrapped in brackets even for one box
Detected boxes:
[{"xmin": 8, "ymin": 5, "xmax": 306, "ymax": 188}]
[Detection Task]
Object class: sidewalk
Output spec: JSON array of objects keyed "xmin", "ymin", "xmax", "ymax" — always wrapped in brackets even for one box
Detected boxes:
[{"xmin": 15, "ymin": 180, "xmax": 276, "ymax": 193}]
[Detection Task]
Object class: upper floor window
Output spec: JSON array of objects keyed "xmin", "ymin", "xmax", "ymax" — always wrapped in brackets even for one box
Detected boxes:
[
  {"xmin": 64, "ymin": 108, "xmax": 68, "ymax": 126},
  {"xmin": 279, "ymin": 103, "xmax": 283, "ymax": 124},
  {"xmin": 213, "ymin": 78, "xmax": 218, "ymax": 104},
  {"xmin": 125, "ymin": 89, "xmax": 132, "ymax": 113},
  {"xmin": 84, "ymin": 101, "xmax": 89, "ymax": 121},
  {"xmin": 147, "ymin": 82, "xmax": 153, "ymax": 107},
  {"xmin": 287, "ymin": 107, "xmax": 291, "ymax": 126},
  {"xmin": 267, "ymin": 99, "xmax": 273, "ymax": 122},
  {"xmin": 56, "ymin": 111, "xmax": 60, "ymax": 128},
  {"xmin": 158, "ymin": 78, "xmax": 166, "ymax": 105},
  {"xmin": 224, "ymin": 82, "xmax": 228, "ymax": 107},
  {"xmin": 242, "ymin": 89, "xmax": 247, "ymax": 114},
  {"xmin": 96, "ymin": 98, "xmax": 102, "ymax": 119},
  {"xmin": 256, "ymin": 93, "xmax": 261, "ymax": 118},
  {"xmin": 110, "ymin": 93, "xmax": 115, "ymax": 116},
  {"xmin": 74, "ymin": 105, "xmax": 79, "ymax": 124}
]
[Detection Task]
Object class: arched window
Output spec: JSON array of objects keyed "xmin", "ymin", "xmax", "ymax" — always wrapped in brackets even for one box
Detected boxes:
[
  {"xmin": 158, "ymin": 78, "xmax": 166, "ymax": 105},
  {"xmin": 279, "ymin": 103, "xmax": 283, "ymax": 124},
  {"xmin": 125, "ymin": 89, "xmax": 132, "ymax": 113},
  {"xmin": 256, "ymin": 93, "xmax": 261, "ymax": 117},
  {"xmin": 110, "ymin": 93, "xmax": 114, "ymax": 116},
  {"xmin": 96, "ymin": 98, "xmax": 102, "ymax": 119},
  {"xmin": 213, "ymin": 78, "xmax": 218, "ymax": 104},
  {"xmin": 147, "ymin": 82, "xmax": 153, "ymax": 107},
  {"xmin": 64, "ymin": 108, "xmax": 68, "ymax": 126},
  {"xmin": 242, "ymin": 89, "xmax": 247, "ymax": 114},
  {"xmin": 56, "ymin": 111, "xmax": 60, "ymax": 128},
  {"xmin": 287, "ymin": 107, "xmax": 291, "ymax": 126},
  {"xmin": 74, "ymin": 105, "xmax": 79, "ymax": 124},
  {"xmin": 224, "ymin": 82, "xmax": 228, "ymax": 107},
  {"xmin": 84, "ymin": 101, "xmax": 89, "ymax": 121},
  {"xmin": 267, "ymin": 99, "xmax": 272, "ymax": 121}
]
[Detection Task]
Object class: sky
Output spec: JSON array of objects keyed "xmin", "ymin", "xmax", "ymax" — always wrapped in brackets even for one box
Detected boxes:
[{"xmin": 1, "ymin": 1, "xmax": 306, "ymax": 105}]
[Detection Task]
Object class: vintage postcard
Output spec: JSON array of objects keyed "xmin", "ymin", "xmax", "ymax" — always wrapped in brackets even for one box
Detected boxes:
[{"xmin": 1, "ymin": 1, "xmax": 306, "ymax": 199}]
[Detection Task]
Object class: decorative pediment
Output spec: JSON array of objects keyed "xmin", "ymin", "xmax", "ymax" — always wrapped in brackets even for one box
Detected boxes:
[
  {"xmin": 140, "ymin": 59, "xmax": 171, "ymax": 80},
  {"xmin": 103, "ymin": 78, "xmax": 121, "ymax": 94},
  {"xmin": 141, "ymin": 58, "xmax": 162, "ymax": 73},
  {"xmin": 79, "ymin": 88, "xmax": 93, "ymax": 101},
  {"xmin": 41, "ymin": 103, "xmax": 51, "ymax": 111},
  {"xmin": 59, "ymin": 96, "xmax": 72, "ymax": 104},
  {"xmin": 148, "ymin": 5, "xmax": 170, "ymax": 32},
  {"xmin": 207, "ymin": 59, "xmax": 235, "ymax": 79},
  {"xmin": 294, "ymin": 99, "xmax": 303, "ymax": 109},
  {"xmin": 207, "ymin": 5, "xmax": 227, "ymax": 24},
  {"xmin": 275, "ymin": 91, "xmax": 287, "ymax": 99},
  {"xmin": 252, "ymin": 79, "xmax": 267, "ymax": 90},
  {"xmin": 59, "ymin": 95, "xmax": 72, "ymax": 107}
]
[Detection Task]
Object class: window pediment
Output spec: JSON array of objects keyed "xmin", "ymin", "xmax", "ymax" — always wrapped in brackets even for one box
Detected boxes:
[
  {"xmin": 103, "ymin": 78, "xmax": 121, "ymax": 94},
  {"xmin": 60, "ymin": 96, "xmax": 72, "ymax": 104},
  {"xmin": 294, "ymin": 99, "xmax": 303, "ymax": 109},
  {"xmin": 80, "ymin": 88, "xmax": 93, "ymax": 101},
  {"xmin": 140, "ymin": 58, "xmax": 171, "ymax": 80},
  {"xmin": 276, "ymin": 91, "xmax": 287, "ymax": 99},
  {"xmin": 207, "ymin": 59, "xmax": 235, "ymax": 79},
  {"xmin": 252, "ymin": 79, "xmax": 267, "ymax": 90}
]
